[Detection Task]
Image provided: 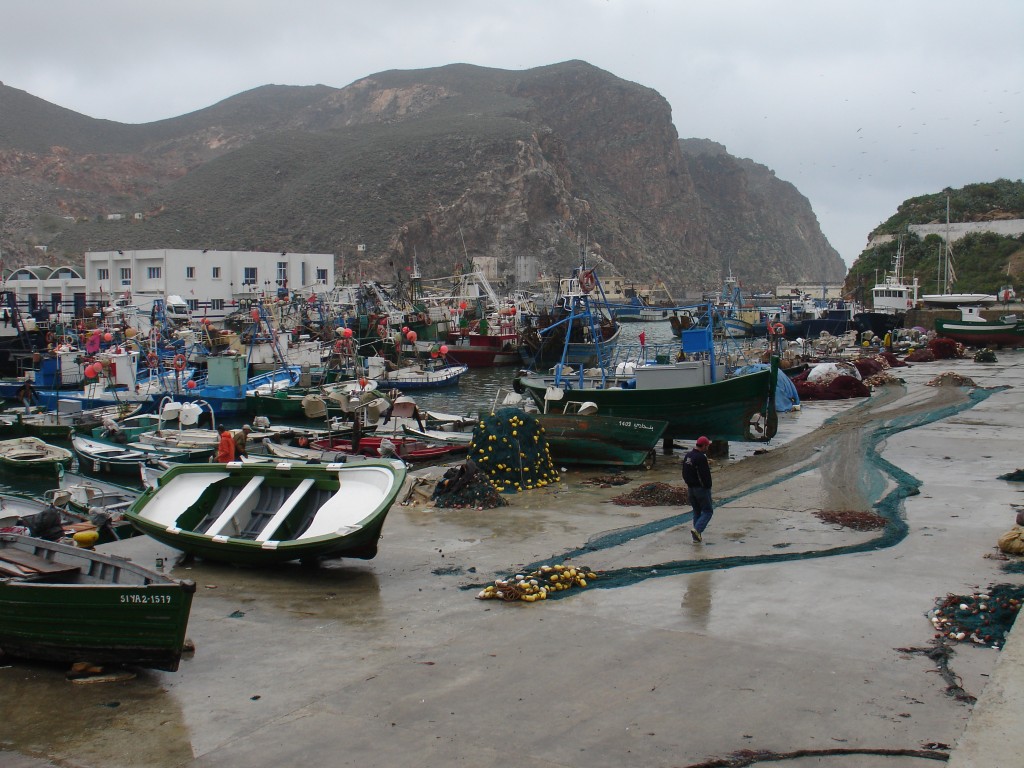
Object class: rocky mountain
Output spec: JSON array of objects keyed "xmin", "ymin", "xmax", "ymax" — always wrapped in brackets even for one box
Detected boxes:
[{"xmin": 0, "ymin": 61, "xmax": 846, "ymax": 295}]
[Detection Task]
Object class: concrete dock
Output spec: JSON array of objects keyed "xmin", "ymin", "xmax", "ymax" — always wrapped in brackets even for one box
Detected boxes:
[{"xmin": 3, "ymin": 350, "xmax": 1023, "ymax": 767}]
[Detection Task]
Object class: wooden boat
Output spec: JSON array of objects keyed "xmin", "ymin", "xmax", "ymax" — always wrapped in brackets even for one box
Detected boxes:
[
  {"xmin": 71, "ymin": 433, "xmax": 214, "ymax": 476},
  {"xmin": 378, "ymin": 359, "xmax": 468, "ymax": 391},
  {"xmin": 443, "ymin": 331, "xmax": 520, "ymax": 368},
  {"xmin": 534, "ymin": 406, "xmax": 668, "ymax": 469},
  {"xmin": 125, "ymin": 460, "xmax": 407, "ymax": 565},
  {"xmin": 519, "ymin": 267, "xmax": 621, "ymax": 370},
  {"xmin": 44, "ymin": 473, "xmax": 141, "ymax": 543},
  {"xmin": 513, "ymin": 318, "xmax": 778, "ymax": 443},
  {"xmin": 0, "ymin": 533, "xmax": 195, "ymax": 671},
  {"xmin": 934, "ymin": 306, "xmax": 1024, "ymax": 348},
  {"xmin": 0, "ymin": 411, "xmax": 73, "ymax": 441},
  {"xmin": 0, "ymin": 437, "xmax": 73, "ymax": 476},
  {"xmin": 262, "ymin": 440, "xmax": 355, "ymax": 464},
  {"xmin": 311, "ymin": 435, "xmax": 462, "ymax": 462}
]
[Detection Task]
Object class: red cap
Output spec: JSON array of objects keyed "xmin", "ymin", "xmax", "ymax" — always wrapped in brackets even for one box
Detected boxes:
[{"xmin": 695, "ymin": 436, "xmax": 711, "ymax": 448}]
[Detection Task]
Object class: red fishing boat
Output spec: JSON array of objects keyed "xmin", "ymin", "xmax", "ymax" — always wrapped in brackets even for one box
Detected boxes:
[
  {"xmin": 311, "ymin": 436, "xmax": 463, "ymax": 462},
  {"xmin": 443, "ymin": 330, "xmax": 520, "ymax": 367}
]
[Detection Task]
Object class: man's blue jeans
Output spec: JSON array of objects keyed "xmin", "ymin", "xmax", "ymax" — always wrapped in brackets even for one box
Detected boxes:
[{"xmin": 688, "ymin": 486, "xmax": 714, "ymax": 533}]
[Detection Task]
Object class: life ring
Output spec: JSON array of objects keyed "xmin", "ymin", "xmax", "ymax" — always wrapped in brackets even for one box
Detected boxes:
[
  {"xmin": 772, "ymin": 323, "xmax": 786, "ymax": 337},
  {"xmin": 579, "ymin": 270, "xmax": 596, "ymax": 294},
  {"xmin": 172, "ymin": 354, "xmax": 187, "ymax": 372},
  {"xmin": 146, "ymin": 352, "xmax": 159, "ymax": 369}
]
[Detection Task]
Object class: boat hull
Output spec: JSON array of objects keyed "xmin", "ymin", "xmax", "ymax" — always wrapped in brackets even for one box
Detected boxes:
[
  {"xmin": 535, "ymin": 413, "xmax": 668, "ymax": 468},
  {"xmin": 515, "ymin": 367, "xmax": 776, "ymax": 443},
  {"xmin": 125, "ymin": 461, "xmax": 406, "ymax": 565},
  {"xmin": 0, "ymin": 534, "xmax": 195, "ymax": 671},
  {"xmin": 443, "ymin": 332, "xmax": 520, "ymax": 367},
  {"xmin": 934, "ymin": 319, "xmax": 1024, "ymax": 348}
]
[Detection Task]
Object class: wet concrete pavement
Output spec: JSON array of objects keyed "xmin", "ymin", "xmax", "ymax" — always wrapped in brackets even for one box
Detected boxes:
[{"xmin": 3, "ymin": 350, "xmax": 1024, "ymax": 767}]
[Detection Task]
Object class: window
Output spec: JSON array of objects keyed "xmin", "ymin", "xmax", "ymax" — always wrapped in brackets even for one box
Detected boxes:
[
  {"xmin": 97, "ymin": 268, "xmax": 109, "ymax": 280},
  {"xmin": 277, "ymin": 261, "xmax": 288, "ymax": 283},
  {"xmin": 120, "ymin": 268, "xmax": 131, "ymax": 280},
  {"xmin": 186, "ymin": 266, "xmax": 195, "ymax": 279},
  {"xmin": 211, "ymin": 298, "xmax": 225, "ymax": 310},
  {"xmin": 186, "ymin": 299, "xmax": 199, "ymax": 311},
  {"xmin": 212, "ymin": 267, "xmax": 221, "ymax": 279},
  {"xmin": 243, "ymin": 267, "xmax": 257, "ymax": 285},
  {"xmin": 316, "ymin": 268, "xmax": 328, "ymax": 283},
  {"xmin": 147, "ymin": 267, "xmax": 161, "ymax": 279}
]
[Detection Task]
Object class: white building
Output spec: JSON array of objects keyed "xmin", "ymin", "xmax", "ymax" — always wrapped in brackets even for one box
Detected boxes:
[
  {"xmin": 84, "ymin": 249, "xmax": 335, "ymax": 323},
  {"xmin": 1, "ymin": 264, "xmax": 88, "ymax": 320}
]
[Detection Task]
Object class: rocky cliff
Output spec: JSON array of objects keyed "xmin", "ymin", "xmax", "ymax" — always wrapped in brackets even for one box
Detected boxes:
[{"xmin": 0, "ymin": 62, "xmax": 846, "ymax": 294}]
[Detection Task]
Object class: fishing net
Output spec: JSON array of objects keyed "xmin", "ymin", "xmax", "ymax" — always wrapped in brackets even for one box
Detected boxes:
[
  {"xmin": 611, "ymin": 482, "xmax": 688, "ymax": 507},
  {"xmin": 790, "ymin": 372, "xmax": 871, "ymax": 401},
  {"xmin": 997, "ymin": 527, "xmax": 1024, "ymax": 556},
  {"xmin": 466, "ymin": 408, "xmax": 559, "ymax": 493},
  {"xmin": 904, "ymin": 348, "xmax": 936, "ymax": 362},
  {"xmin": 925, "ymin": 372, "xmax": 979, "ymax": 388},
  {"xmin": 476, "ymin": 563, "xmax": 597, "ymax": 603},
  {"xmin": 928, "ymin": 337, "xmax": 963, "ymax": 359},
  {"xmin": 862, "ymin": 372, "xmax": 905, "ymax": 387},
  {"xmin": 812, "ymin": 509, "xmax": 887, "ymax": 531},
  {"xmin": 431, "ymin": 459, "xmax": 508, "ymax": 510},
  {"xmin": 581, "ymin": 474, "xmax": 632, "ymax": 487},
  {"xmin": 928, "ymin": 585, "xmax": 1024, "ymax": 648},
  {"xmin": 973, "ymin": 348, "xmax": 998, "ymax": 363}
]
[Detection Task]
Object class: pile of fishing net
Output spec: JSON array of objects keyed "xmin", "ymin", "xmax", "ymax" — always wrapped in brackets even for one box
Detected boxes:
[
  {"xmin": 431, "ymin": 459, "xmax": 508, "ymax": 510},
  {"xmin": 812, "ymin": 509, "xmax": 888, "ymax": 531},
  {"xmin": 611, "ymin": 482, "xmax": 688, "ymax": 507},
  {"xmin": 790, "ymin": 368, "xmax": 871, "ymax": 400},
  {"xmin": 925, "ymin": 371, "xmax": 979, "ymax": 388},
  {"xmin": 849, "ymin": 351, "xmax": 907, "ymax": 380},
  {"xmin": 927, "ymin": 337, "xmax": 964, "ymax": 359},
  {"xmin": 581, "ymin": 474, "xmax": 632, "ymax": 487},
  {"xmin": 466, "ymin": 408, "xmax": 559, "ymax": 493},
  {"xmin": 476, "ymin": 563, "xmax": 597, "ymax": 603},
  {"xmin": 997, "ymin": 525, "xmax": 1024, "ymax": 556},
  {"xmin": 973, "ymin": 348, "xmax": 998, "ymax": 363},
  {"xmin": 904, "ymin": 347, "xmax": 936, "ymax": 363},
  {"xmin": 862, "ymin": 372, "xmax": 905, "ymax": 387},
  {"xmin": 928, "ymin": 585, "xmax": 1024, "ymax": 648}
]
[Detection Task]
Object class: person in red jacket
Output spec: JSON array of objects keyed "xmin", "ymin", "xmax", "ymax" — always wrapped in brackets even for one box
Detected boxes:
[{"xmin": 216, "ymin": 424, "xmax": 236, "ymax": 463}]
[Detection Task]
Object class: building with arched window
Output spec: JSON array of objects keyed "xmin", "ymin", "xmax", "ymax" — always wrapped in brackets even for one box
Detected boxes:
[
  {"xmin": 84, "ymin": 249, "xmax": 334, "ymax": 323},
  {"xmin": 2, "ymin": 264, "xmax": 88, "ymax": 320}
]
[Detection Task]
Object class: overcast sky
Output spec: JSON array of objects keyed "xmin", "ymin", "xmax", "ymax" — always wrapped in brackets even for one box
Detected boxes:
[{"xmin": 3, "ymin": 1, "xmax": 1022, "ymax": 268}]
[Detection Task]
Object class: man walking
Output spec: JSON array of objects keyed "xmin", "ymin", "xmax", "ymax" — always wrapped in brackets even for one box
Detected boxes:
[{"xmin": 682, "ymin": 435, "xmax": 714, "ymax": 542}]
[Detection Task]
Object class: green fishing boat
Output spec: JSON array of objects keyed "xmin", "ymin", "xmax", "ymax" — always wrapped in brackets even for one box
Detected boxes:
[
  {"xmin": 126, "ymin": 459, "xmax": 407, "ymax": 565},
  {"xmin": 535, "ymin": 409, "xmax": 669, "ymax": 468},
  {"xmin": 514, "ymin": 289, "xmax": 778, "ymax": 443},
  {"xmin": 0, "ymin": 534, "xmax": 195, "ymax": 671}
]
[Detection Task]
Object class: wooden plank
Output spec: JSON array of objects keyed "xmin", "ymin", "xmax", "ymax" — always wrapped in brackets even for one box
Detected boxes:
[{"xmin": 0, "ymin": 547, "xmax": 80, "ymax": 574}]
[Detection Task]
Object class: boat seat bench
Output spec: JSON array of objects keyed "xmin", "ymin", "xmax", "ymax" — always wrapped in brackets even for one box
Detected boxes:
[
  {"xmin": 205, "ymin": 476, "xmax": 265, "ymax": 538},
  {"xmin": 0, "ymin": 549, "xmax": 81, "ymax": 581},
  {"xmin": 256, "ymin": 478, "xmax": 316, "ymax": 543}
]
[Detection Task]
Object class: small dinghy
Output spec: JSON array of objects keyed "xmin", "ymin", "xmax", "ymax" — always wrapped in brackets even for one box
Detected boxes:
[
  {"xmin": 125, "ymin": 459, "xmax": 407, "ymax": 565},
  {"xmin": 0, "ymin": 534, "xmax": 195, "ymax": 671}
]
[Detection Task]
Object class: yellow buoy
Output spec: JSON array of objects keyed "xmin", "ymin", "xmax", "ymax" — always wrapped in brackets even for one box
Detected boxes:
[{"xmin": 73, "ymin": 530, "xmax": 100, "ymax": 548}]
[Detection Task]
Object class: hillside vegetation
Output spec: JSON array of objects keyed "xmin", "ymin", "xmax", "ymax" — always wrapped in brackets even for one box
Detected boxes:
[{"xmin": 845, "ymin": 179, "xmax": 1024, "ymax": 297}]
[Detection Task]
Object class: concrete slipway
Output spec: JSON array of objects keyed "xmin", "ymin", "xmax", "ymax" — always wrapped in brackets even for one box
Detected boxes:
[{"xmin": 3, "ymin": 351, "xmax": 1024, "ymax": 768}]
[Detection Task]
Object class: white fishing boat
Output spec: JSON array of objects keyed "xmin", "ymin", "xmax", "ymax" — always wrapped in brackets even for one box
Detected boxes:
[{"xmin": 125, "ymin": 459, "xmax": 406, "ymax": 565}]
